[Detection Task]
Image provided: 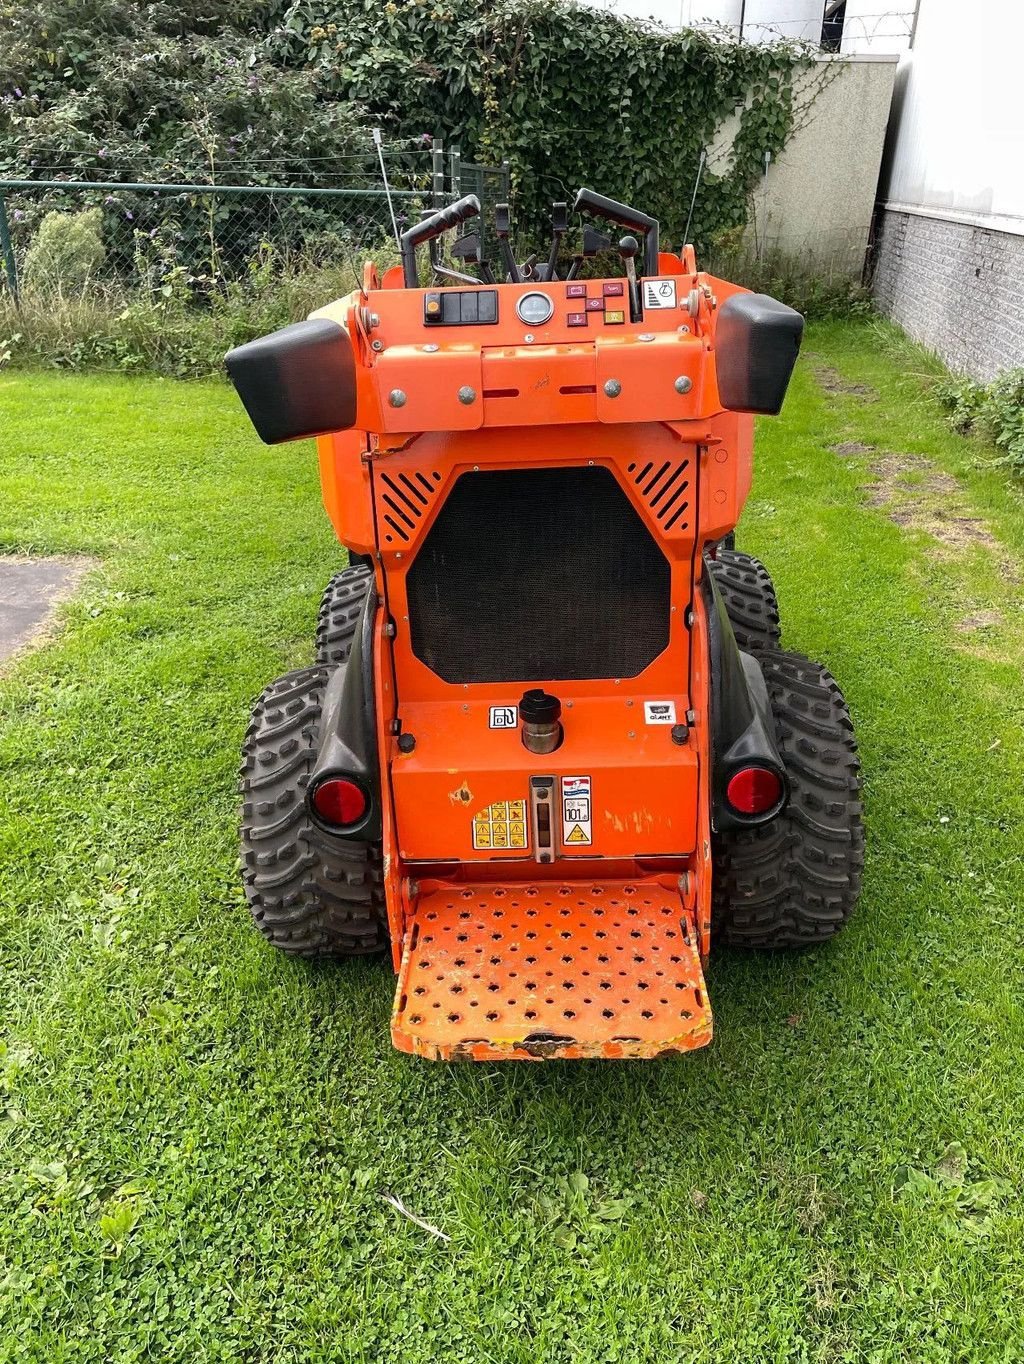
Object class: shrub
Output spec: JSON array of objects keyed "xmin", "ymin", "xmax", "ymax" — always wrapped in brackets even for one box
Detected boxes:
[
  {"xmin": 936, "ymin": 369, "xmax": 1024, "ymax": 472},
  {"xmin": 23, "ymin": 207, "xmax": 106, "ymax": 293}
]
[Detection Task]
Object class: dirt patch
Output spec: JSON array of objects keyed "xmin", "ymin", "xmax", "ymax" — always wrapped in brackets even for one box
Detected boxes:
[
  {"xmin": 0, "ymin": 555, "xmax": 92, "ymax": 665},
  {"xmin": 811, "ymin": 363, "xmax": 877, "ymax": 400},
  {"xmin": 860, "ymin": 453, "xmax": 1007, "ymax": 559},
  {"xmin": 955, "ymin": 610, "xmax": 1003, "ymax": 633},
  {"xmin": 829, "ymin": 441, "xmax": 876, "ymax": 456}
]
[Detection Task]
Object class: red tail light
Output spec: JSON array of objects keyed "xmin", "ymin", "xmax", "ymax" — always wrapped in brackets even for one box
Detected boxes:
[
  {"xmin": 726, "ymin": 766, "xmax": 783, "ymax": 815},
  {"xmin": 311, "ymin": 777, "xmax": 367, "ymax": 827}
]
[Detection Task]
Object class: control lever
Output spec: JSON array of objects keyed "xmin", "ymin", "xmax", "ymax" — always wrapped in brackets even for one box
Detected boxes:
[
  {"xmin": 451, "ymin": 231, "xmax": 496, "ymax": 285},
  {"xmin": 565, "ymin": 224, "xmax": 612, "ymax": 281},
  {"xmin": 618, "ymin": 235, "xmax": 642, "ymax": 322},
  {"xmin": 400, "ymin": 194, "xmax": 481, "ymax": 287},
  {"xmin": 573, "ymin": 187, "xmax": 660, "ymax": 277},
  {"xmin": 494, "ymin": 203, "xmax": 523, "ymax": 284},
  {"xmin": 545, "ymin": 202, "xmax": 568, "ymax": 283}
]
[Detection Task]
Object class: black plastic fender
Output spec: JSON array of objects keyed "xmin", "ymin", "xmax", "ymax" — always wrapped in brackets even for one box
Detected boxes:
[
  {"xmin": 701, "ymin": 565, "xmax": 788, "ymax": 832},
  {"xmin": 308, "ymin": 587, "xmax": 382, "ymax": 841}
]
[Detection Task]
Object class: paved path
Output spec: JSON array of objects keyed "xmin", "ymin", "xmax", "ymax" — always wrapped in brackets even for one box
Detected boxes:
[{"xmin": 0, "ymin": 557, "xmax": 90, "ymax": 663}]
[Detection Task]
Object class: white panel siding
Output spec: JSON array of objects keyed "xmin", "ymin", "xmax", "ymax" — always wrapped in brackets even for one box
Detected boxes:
[{"xmin": 882, "ymin": 0, "xmax": 1024, "ymax": 230}]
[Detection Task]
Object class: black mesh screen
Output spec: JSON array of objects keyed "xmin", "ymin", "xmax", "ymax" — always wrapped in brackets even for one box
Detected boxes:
[{"xmin": 406, "ymin": 466, "xmax": 671, "ymax": 683}]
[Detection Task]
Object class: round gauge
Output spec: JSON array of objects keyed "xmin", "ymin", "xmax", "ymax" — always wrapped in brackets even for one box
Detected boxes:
[{"xmin": 516, "ymin": 291, "xmax": 554, "ymax": 326}]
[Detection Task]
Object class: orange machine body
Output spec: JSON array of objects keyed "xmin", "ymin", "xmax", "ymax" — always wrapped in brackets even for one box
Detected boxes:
[{"xmin": 302, "ymin": 253, "xmax": 756, "ymax": 1058}]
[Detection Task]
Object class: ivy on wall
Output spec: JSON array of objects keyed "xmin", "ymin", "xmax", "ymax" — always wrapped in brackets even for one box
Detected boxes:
[{"xmin": 266, "ymin": 0, "xmax": 822, "ymax": 251}]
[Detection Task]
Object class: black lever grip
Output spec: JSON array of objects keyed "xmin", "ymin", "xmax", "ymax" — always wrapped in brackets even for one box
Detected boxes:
[
  {"xmin": 400, "ymin": 194, "xmax": 481, "ymax": 286},
  {"xmin": 573, "ymin": 188, "xmax": 660, "ymax": 276}
]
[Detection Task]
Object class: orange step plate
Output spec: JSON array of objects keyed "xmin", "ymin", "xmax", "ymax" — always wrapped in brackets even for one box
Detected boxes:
[{"xmin": 391, "ymin": 881, "xmax": 712, "ymax": 1061}]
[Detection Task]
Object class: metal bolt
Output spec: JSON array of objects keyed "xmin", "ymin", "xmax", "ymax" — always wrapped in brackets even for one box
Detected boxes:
[
  {"xmin": 604, "ymin": 379, "xmax": 622, "ymax": 399},
  {"xmin": 524, "ymin": 333, "xmax": 535, "ymax": 344},
  {"xmin": 628, "ymin": 729, "xmax": 636, "ymax": 739},
  {"xmin": 638, "ymin": 332, "xmax": 655, "ymax": 342},
  {"xmin": 423, "ymin": 343, "xmax": 439, "ymax": 353},
  {"xmin": 674, "ymin": 375, "xmax": 692, "ymax": 394},
  {"xmin": 457, "ymin": 385, "xmax": 476, "ymax": 405},
  {"xmin": 371, "ymin": 339, "xmax": 384, "ymax": 352},
  {"xmin": 369, "ymin": 312, "xmax": 381, "ymax": 328},
  {"xmin": 384, "ymin": 622, "xmax": 397, "ymax": 638},
  {"xmin": 388, "ymin": 389, "xmax": 407, "ymax": 408}
]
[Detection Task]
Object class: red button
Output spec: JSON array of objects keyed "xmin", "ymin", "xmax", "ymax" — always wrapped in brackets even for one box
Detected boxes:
[
  {"xmin": 566, "ymin": 283, "xmax": 587, "ymax": 298},
  {"xmin": 585, "ymin": 297, "xmax": 604, "ymax": 312},
  {"xmin": 602, "ymin": 281, "xmax": 624, "ymax": 296},
  {"xmin": 567, "ymin": 312, "xmax": 588, "ymax": 327}
]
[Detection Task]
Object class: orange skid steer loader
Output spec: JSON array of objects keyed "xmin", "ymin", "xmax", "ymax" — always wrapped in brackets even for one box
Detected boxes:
[{"xmin": 226, "ymin": 189, "xmax": 863, "ymax": 1061}]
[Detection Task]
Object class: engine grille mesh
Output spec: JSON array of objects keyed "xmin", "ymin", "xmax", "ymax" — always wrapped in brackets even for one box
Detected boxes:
[{"xmin": 406, "ymin": 466, "xmax": 670, "ymax": 683}]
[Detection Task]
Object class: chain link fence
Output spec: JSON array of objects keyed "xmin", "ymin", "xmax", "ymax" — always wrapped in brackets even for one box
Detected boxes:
[{"xmin": 0, "ymin": 140, "xmax": 510, "ymax": 307}]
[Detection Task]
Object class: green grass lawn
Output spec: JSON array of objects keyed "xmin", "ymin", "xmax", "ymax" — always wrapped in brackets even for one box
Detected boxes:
[{"xmin": 2, "ymin": 321, "xmax": 1023, "ymax": 1362}]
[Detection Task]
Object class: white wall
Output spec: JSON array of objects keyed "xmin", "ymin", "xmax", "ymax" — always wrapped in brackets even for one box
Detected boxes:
[
  {"xmin": 880, "ymin": 0, "xmax": 1024, "ymax": 233},
  {"xmin": 577, "ymin": 0, "xmax": 826, "ymax": 42}
]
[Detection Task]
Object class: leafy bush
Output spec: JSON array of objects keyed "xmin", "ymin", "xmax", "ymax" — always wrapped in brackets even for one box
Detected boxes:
[
  {"xmin": 705, "ymin": 241, "xmax": 872, "ymax": 319},
  {"xmin": 936, "ymin": 369, "xmax": 1024, "ymax": 472},
  {"xmin": 22, "ymin": 207, "xmax": 106, "ymax": 293}
]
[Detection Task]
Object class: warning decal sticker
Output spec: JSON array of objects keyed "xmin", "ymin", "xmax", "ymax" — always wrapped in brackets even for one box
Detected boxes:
[
  {"xmin": 473, "ymin": 799, "xmax": 528, "ymax": 851},
  {"xmin": 642, "ymin": 279, "xmax": 677, "ymax": 310},
  {"xmin": 561, "ymin": 775, "xmax": 592, "ymax": 847},
  {"xmin": 644, "ymin": 700, "xmax": 677, "ymax": 725}
]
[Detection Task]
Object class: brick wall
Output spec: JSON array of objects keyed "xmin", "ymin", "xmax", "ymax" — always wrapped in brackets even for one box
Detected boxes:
[{"xmin": 873, "ymin": 208, "xmax": 1024, "ymax": 382}]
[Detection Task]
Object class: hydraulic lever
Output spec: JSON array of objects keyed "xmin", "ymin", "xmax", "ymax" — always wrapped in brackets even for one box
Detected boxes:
[
  {"xmin": 618, "ymin": 235, "xmax": 642, "ymax": 322},
  {"xmin": 399, "ymin": 194, "xmax": 481, "ymax": 287},
  {"xmin": 573, "ymin": 187, "xmax": 660, "ymax": 277},
  {"xmin": 494, "ymin": 203, "xmax": 523, "ymax": 284},
  {"xmin": 545, "ymin": 202, "xmax": 568, "ymax": 283},
  {"xmin": 565, "ymin": 224, "xmax": 611, "ymax": 282}
]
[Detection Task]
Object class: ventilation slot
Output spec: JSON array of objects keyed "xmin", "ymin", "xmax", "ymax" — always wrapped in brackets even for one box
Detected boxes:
[
  {"xmin": 379, "ymin": 470, "xmax": 442, "ymax": 544},
  {"xmin": 627, "ymin": 459, "xmax": 691, "ymax": 533}
]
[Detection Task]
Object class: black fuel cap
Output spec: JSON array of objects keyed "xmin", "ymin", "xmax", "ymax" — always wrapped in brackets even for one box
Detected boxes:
[{"xmin": 519, "ymin": 689, "xmax": 561, "ymax": 725}]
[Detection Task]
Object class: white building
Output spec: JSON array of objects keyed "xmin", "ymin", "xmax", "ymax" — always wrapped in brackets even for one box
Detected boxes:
[
  {"xmin": 580, "ymin": 0, "xmax": 828, "ymax": 43},
  {"xmin": 865, "ymin": 0, "xmax": 1024, "ymax": 379}
]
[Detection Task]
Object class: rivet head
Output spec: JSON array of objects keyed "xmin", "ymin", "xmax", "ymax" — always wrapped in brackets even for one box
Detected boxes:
[
  {"xmin": 388, "ymin": 389, "xmax": 407, "ymax": 408},
  {"xmin": 674, "ymin": 375, "xmax": 693, "ymax": 394},
  {"xmin": 422, "ymin": 343, "xmax": 439, "ymax": 353},
  {"xmin": 603, "ymin": 379, "xmax": 622, "ymax": 398},
  {"xmin": 371, "ymin": 339, "xmax": 384, "ymax": 351},
  {"xmin": 457, "ymin": 385, "xmax": 476, "ymax": 405},
  {"xmin": 638, "ymin": 332, "xmax": 655, "ymax": 342}
]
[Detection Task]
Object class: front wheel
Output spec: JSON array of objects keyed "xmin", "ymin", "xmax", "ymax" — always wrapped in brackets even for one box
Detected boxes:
[{"xmin": 712, "ymin": 650, "xmax": 864, "ymax": 948}]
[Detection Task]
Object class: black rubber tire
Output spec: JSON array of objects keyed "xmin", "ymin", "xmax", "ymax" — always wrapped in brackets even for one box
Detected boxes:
[
  {"xmin": 707, "ymin": 548, "xmax": 781, "ymax": 655},
  {"xmin": 240, "ymin": 666, "xmax": 388, "ymax": 957},
  {"xmin": 712, "ymin": 650, "xmax": 864, "ymax": 948},
  {"xmin": 315, "ymin": 564, "xmax": 374, "ymax": 667}
]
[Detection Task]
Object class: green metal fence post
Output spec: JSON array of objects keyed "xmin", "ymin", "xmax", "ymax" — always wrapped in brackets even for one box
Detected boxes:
[
  {"xmin": 0, "ymin": 194, "xmax": 19, "ymax": 306},
  {"xmin": 432, "ymin": 138, "xmax": 445, "ymax": 209}
]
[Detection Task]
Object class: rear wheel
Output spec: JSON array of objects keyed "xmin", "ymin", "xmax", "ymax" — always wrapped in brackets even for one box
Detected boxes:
[
  {"xmin": 240, "ymin": 666, "xmax": 387, "ymax": 957},
  {"xmin": 708, "ymin": 548, "xmax": 781, "ymax": 655},
  {"xmin": 712, "ymin": 650, "xmax": 864, "ymax": 948},
  {"xmin": 315, "ymin": 564, "xmax": 373, "ymax": 667}
]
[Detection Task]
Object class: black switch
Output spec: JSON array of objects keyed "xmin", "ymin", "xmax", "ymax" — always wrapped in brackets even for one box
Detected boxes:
[
  {"xmin": 477, "ymin": 290, "xmax": 498, "ymax": 323},
  {"xmin": 423, "ymin": 292, "xmax": 442, "ymax": 324},
  {"xmin": 460, "ymin": 291, "xmax": 479, "ymax": 323},
  {"xmin": 441, "ymin": 292, "xmax": 461, "ymax": 324}
]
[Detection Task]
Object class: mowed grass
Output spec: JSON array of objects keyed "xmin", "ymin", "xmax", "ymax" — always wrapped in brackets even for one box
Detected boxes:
[{"xmin": 1, "ymin": 321, "xmax": 1023, "ymax": 1362}]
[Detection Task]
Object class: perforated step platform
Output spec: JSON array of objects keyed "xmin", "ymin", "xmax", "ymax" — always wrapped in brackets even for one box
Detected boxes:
[{"xmin": 391, "ymin": 880, "xmax": 712, "ymax": 1061}]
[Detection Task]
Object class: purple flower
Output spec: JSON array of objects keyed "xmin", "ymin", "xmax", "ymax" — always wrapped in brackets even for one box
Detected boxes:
[
  {"xmin": 125, "ymin": 209, "xmax": 133, "ymax": 220},
  {"xmin": 99, "ymin": 147, "xmax": 108, "ymax": 157},
  {"xmin": 14, "ymin": 87, "xmax": 22, "ymax": 98},
  {"xmin": 421, "ymin": 132, "xmax": 432, "ymax": 143},
  {"xmin": 13, "ymin": 209, "xmax": 24, "ymax": 221}
]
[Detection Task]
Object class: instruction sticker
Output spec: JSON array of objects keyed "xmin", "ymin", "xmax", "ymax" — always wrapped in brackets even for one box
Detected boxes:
[
  {"xmin": 489, "ymin": 705, "xmax": 518, "ymax": 729},
  {"xmin": 642, "ymin": 279, "xmax": 677, "ymax": 310},
  {"xmin": 644, "ymin": 700, "xmax": 677, "ymax": 725},
  {"xmin": 473, "ymin": 799, "xmax": 528, "ymax": 851},
  {"xmin": 561, "ymin": 776, "xmax": 592, "ymax": 847}
]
